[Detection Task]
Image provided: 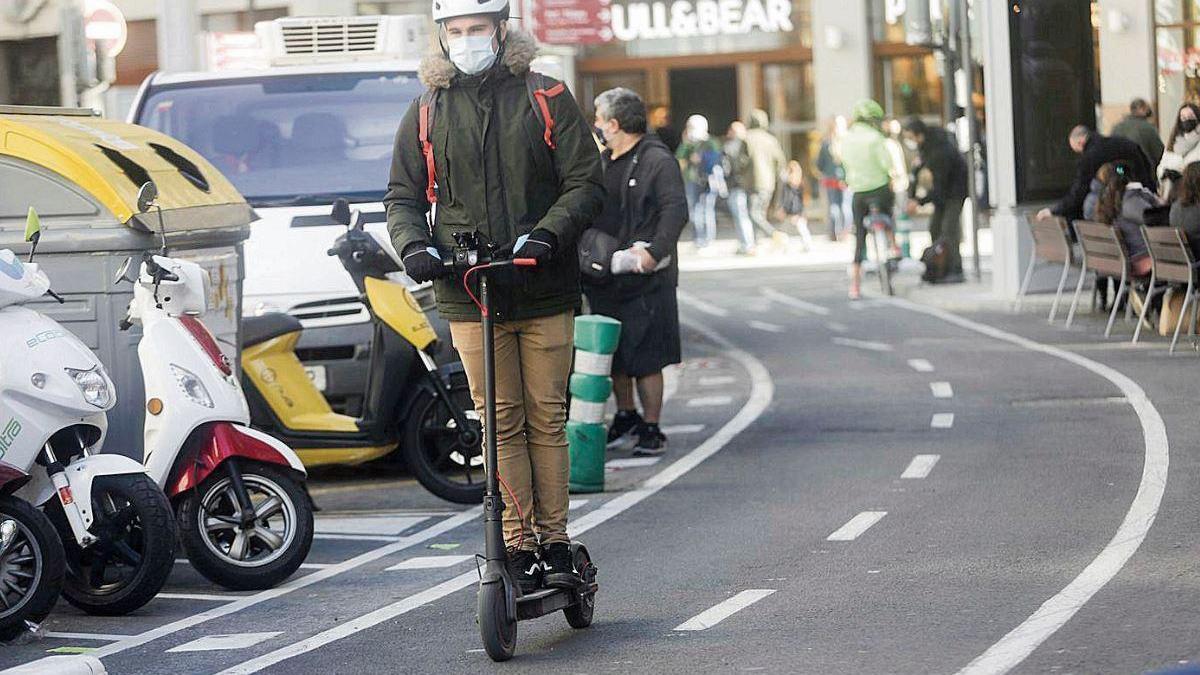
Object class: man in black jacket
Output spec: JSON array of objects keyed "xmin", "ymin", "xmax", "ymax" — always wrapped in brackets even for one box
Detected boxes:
[
  {"xmin": 587, "ymin": 87, "xmax": 688, "ymax": 456},
  {"xmin": 1036, "ymin": 125, "xmax": 1156, "ymax": 223},
  {"xmin": 904, "ymin": 118, "xmax": 969, "ymax": 282}
]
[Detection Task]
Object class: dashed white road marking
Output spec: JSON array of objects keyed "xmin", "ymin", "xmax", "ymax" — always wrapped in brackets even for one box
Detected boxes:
[
  {"xmin": 45, "ymin": 632, "xmax": 133, "ymax": 642},
  {"xmin": 882, "ymin": 298, "xmax": 1169, "ymax": 675},
  {"xmin": 157, "ymin": 593, "xmax": 242, "ymax": 603},
  {"xmin": 832, "ymin": 337, "xmax": 894, "ymax": 352},
  {"xmin": 167, "ymin": 632, "xmax": 283, "ymax": 653},
  {"xmin": 908, "ymin": 358, "xmax": 935, "ymax": 373},
  {"xmin": 312, "ymin": 533, "xmax": 404, "ymax": 543},
  {"xmin": 901, "ymin": 454, "xmax": 941, "ymax": 479},
  {"xmin": 931, "ymin": 413, "xmax": 955, "ymax": 429},
  {"xmin": 568, "ymin": 499, "xmax": 589, "ymax": 510},
  {"xmin": 677, "ymin": 290, "xmax": 730, "ymax": 317},
  {"xmin": 748, "ymin": 320, "xmax": 786, "ymax": 333},
  {"xmin": 761, "ymin": 287, "xmax": 832, "ymax": 316},
  {"xmin": 606, "ymin": 457, "xmax": 661, "ymax": 470},
  {"xmin": 661, "ymin": 424, "xmax": 706, "ymax": 435},
  {"xmin": 930, "ymin": 382, "xmax": 954, "ymax": 399},
  {"xmin": 217, "ymin": 315, "xmax": 775, "ymax": 675},
  {"xmin": 826, "ymin": 321, "xmax": 849, "ymax": 333},
  {"xmin": 827, "ymin": 511, "xmax": 887, "ymax": 541},
  {"xmin": 385, "ymin": 555, "xmax": 473, "ymax": 571},
  {"xmin": 699, "ymin": 375, "xmax": 736, "ymax": 386},
  {"xmin": 673, "ymin": 589, "xmax": 777, "ymax": 631},
  {"xmin": 313, "ymin": 515, "xmax": 428, "ymax": 537},
  {"xmin": 687, "ymin": 395, "xmax": 734, "ymax": 407}
]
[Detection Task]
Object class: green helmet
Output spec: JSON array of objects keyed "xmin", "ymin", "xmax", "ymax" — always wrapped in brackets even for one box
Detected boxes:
[{"xmin": 852, "ymin": 99, "xmax": 885, "ymax": 123}]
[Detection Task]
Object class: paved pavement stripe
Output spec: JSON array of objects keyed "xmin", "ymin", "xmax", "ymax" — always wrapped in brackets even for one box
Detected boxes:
[
  {"xmin": 661, "ymin": 424, "xmax": 706, "ymax": 435},
  {"xmin": 901, "ymin": 454, "xmax": 941, "ymax": 479},
  {"xmin": 931, "ymin": 413, "xmax": 955, "ymax": 429},
  {"xmin": 385, "ymin": 555, "xmax": 473, "ymax": 571},
  {"xmin": 673, "ymin": 589, "xmax": 778, "ymax": 631},
  {"xmin": 761, "ymin": 287, "xmax": 832, "ymax": 316},
  {"xmin": 832, "ymin": 337, "xmax": 893, "ymax": 352},
  {"xmin": 827, "ymin": 511, "xmax": 888, "ymax": 541},
  {"xmin": 687, "ymin": 395, "xmax": 734, "ymax": 407},
  {"xmin": 883, "ymin": 298, "xmax": 1170, "ymax": 675},
  {"xmin": 748, "ymin": 320, "xmax": 786, "ymax": 333},
  {"xmin": 44, "ymin": 632, "xmax": 133, "ymax": 642},
  {"xmin": 89, "ymin": 507, "xmax": 482, "ymax": 659},
  {"xmin": 214, "ymin": 315, "xmax": 774, "ymax": 675},
  {"xmin": 676, "ymin": 290, "xmax": 730, "ymax": 317},
  {"xmin": 698, "ymin": 375, "xmax": 735, "ymax": 386},
  {"xmin": 930, "ymin": 381, "xmax": 954, "ymax": 398},
  {"xmin": 167, "ymin": 633, "xmax": 283, "ymax": 653},
  {"xmin": 908, "ymin": 358, "xmax": 935, "ymax": 372}
]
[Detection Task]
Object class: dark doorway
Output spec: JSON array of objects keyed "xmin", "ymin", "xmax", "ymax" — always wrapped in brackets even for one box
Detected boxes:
[{"xmin": 669, "ymin": 67, "xmax": 738, "ymax": 138}]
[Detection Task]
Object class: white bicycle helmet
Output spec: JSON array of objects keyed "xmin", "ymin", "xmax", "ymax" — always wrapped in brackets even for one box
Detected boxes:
[{"xmin": 432, "ymin": 0, "xmax": 510, "ymax": 23}]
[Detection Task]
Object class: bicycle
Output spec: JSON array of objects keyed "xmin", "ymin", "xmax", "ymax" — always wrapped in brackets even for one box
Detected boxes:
[{"xmin": 864, "ymin": 201, "xmax": 899, "ymax": 296}]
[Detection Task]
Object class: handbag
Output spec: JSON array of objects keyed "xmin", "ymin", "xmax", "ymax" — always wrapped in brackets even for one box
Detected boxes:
[{"xmin": 578, "ymin": 147, "xmax": 642, "ymax": 281}]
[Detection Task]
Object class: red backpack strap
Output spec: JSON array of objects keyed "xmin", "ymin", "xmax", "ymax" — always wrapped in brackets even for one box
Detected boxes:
[
  {"xmin": 418, "ymin": 88, "xmax": 439, "ymax": 204},
  {"xmin": 526, "ymin": 72, "xmax": 566, "ymax": 151}
]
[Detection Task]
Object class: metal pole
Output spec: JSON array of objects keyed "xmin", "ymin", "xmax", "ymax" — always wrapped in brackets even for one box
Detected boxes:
[
  {"xmin": 959, "ymin": 0, "xmax": 981, "ymax": 280},
  {"xmin": 157, "ymin": 0, "xmax": 199, "ymax": 73}
]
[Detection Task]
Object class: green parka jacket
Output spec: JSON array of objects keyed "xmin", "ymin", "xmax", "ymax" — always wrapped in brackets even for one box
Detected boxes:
[{"xmin": 384, "ymin": 29, "xmax": 603, "ymax": 322}]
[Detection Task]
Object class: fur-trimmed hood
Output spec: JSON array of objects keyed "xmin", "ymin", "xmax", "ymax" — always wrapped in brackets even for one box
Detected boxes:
[{"xmin": 418, "ymin": 28, "xmax": 539, "ymax": 89}]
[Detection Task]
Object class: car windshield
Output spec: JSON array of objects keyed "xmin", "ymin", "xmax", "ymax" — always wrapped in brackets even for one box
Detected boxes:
[{"xmin": 136, "ymin": 71, "xmax": 422, "ymax": 207}]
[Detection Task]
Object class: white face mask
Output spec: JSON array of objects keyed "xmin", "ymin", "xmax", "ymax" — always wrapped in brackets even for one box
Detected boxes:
[{"xmin": 447, "ymin": 31, "xmax": 498, "ymax": 76}]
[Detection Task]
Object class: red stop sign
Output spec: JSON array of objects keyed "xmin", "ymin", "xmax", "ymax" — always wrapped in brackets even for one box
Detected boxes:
[{"xmin": 85, "ymin": 0, "xmax": 128, "ymax": 57}]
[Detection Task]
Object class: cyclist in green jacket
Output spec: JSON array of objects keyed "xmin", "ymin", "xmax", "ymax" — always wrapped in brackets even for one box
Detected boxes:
[{"xmin": 840, "ymin": 99, "xmax": 897, "ymax": 299}]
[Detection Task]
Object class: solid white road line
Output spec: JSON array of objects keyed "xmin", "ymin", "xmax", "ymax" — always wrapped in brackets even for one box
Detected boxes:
[
  {"xmin": 217, "ymin": 314, "xmax": 774, "ymax": 675},
  {"xmin": 930, "ymin": 381, "xmax": 954, "ymax": 399},
  {"xmin": 761, "ymin": 287, "xmax": 832, "ymax": 316},
  {"xmin": 827, "ymin": 511, "xmax": 887, "ymax": 541},
  {"xmin": 883, "ymin": 298, "xmax": 1169, "ymax": 675},
  {"xmin": 930, "ymin": 413, "xmax": 955, "ymax": 429},
  {"xmin": 901, "ymin": 454, "xmax": 941, "ymax": 479},
  {"xmin": 908, "ymin": 358, "xmax": 935, "ymax": 373},
  {"xmin": 90, "ymin": 507, "xmax": 482, "ymax": 659},
  {"xmin": 677, "ymin": 290, "xmax": 730, "ymax": 317},
  {"xmin": 673, "ymin": 590, "xmax": 777, "ymax": 631},
  {"xmin": 606, "ymin": 457, "xmax": 661, "ymax": 470},
  {"xmin": 385, "ymin": 555, "xmax": 473, "ymax": 571},
  {"xmin": 44, "ymin": 632, "xmax": 133, "ymax": 642},
  {"xmin": 167, "ymin": 633, "xmax": 283, "ymax": 653},
  {"xmin": 156, "ymin": 593, "xmax": 243, "ymax": 602},
  {"xmin": 832, "ymin": 337, "xmax": 894, "ymax": 352},
  {"xmin": 661, "ymin": 424, "xmax": 706, "ymax": 435},
  {"xmin": 749, "ymin": 320, "xmax": 786, "ymax": 333},
  {"xmin": 687, "ymin": 395, "xmax": 734, "ymax": 407},
  {"xmin": 311, "ymin": 533, "xmax": 404, "ymax": 543},
  {"xmin": 699, "ymin": 375, "xmax": 736, "ymax": 386}
]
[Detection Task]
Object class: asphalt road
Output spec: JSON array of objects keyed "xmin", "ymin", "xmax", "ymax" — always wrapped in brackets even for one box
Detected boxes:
[{"xmin": 3, "ymin": 263, "xmax": 1198, "ymax": 674}]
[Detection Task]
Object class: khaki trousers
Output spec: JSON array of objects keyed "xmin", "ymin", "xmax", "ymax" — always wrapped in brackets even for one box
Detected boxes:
[{"xmin": 449, "ymin": 311, "xmax": 574, "ymax": 551}]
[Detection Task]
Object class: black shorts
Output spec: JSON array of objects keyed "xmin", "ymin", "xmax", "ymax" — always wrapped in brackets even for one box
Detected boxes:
[
  {"xmin": 851, "ymin": 186, "xmax": 895, "ymax": 264},
  {"xmin": 585, "ymin": 282, "xmax": 682, "ymax": 378}
]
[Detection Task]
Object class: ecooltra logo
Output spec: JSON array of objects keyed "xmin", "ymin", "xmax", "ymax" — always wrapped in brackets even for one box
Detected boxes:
[{"xmin": 0, "ymin": 418, "xmax": 21, "ymax": 460}]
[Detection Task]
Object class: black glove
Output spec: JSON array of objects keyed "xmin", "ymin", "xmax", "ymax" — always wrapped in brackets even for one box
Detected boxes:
[
  {"xmin": 402, "ymin": 244, "xmax": 447, "ymax": 283},
  {"xmin": 513, "ymin": 229, "xmax": 557, "ymax": 265}
]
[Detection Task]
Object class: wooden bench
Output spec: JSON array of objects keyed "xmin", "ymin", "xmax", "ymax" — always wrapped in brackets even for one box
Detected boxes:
[
  {"xmin": 1138, "ymin": 226, "xmax": 1200, "ymax": 352},
  {"xmin": 1073, "ymin": 220, "xmax": 1135, "ymax": 337},
  {"xmin": 1016, "ymin": 215, "xmax": 1078, "ymax": 323}
]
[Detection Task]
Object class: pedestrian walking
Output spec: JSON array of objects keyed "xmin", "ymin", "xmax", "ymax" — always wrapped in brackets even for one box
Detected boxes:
[
  {"xmin": 1112, "ymin": 98, "xmax": 1165, "ymax": 174},
  {"xmin": 817, "ymin": 117, "xmax": 848, "ymax": 241},
  {"xmin": 587, "ymin": 87, "xmax": 688, "ymax": 456},
  {"xmin": 1157, "ymin": 103, "xmax": 1200, "ymax": 200},
  {"xmin": 384, "ymin": 0, "xmax": 603, "ymax": 593},
  {"xmin": 841, "ymin": 99, "xmax": 897, "ymax": 300},
  {"xmin": 649, "ymin": 104, "xmax": 681, "ymax": 153},
  {"xmin": 903, "ymin": 117, "xmax": 968, "ymax": 283},
  {"xmin": 676, "ymin": 114, "xmax": 721, "ymax": 249},
  {"xmin": 1036, "ymin": 125, "xmax": 1156, "ymax": 224},
  {"xmin": 745, "ymin": 109, "xmax": 788, "ymax": 245},
  {"xmin": 723, "ymin": 121, "xmax": 757, "ymax": 254},
  {"xmin": 779, "ymin": 160, "xmax": 812, "ymax": 251}
]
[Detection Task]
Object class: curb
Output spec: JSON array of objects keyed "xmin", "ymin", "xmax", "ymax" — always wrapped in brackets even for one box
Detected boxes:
[{"xmin": 1, "ymin": 656, "xmax": 106, "ymax": 675}]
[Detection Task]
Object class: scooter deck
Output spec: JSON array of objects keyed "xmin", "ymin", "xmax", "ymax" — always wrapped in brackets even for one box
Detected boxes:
[{"xmin": 515, "ymin": 583, "xmax": 598, "ymax": 621}]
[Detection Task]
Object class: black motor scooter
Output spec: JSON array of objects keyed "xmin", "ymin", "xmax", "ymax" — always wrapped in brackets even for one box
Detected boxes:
[{"xmin": 441, "ymin": 232, "xmax": 599, "ymax": 661}]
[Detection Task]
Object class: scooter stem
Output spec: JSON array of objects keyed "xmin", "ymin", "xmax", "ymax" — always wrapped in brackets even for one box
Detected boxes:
[{"xmin": 480, "ymin": 273, "xmax": 506, "ymax": 565}]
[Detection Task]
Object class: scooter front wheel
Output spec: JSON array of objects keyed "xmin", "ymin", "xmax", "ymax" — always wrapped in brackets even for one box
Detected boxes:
[
  {"xmin": 478, "ymin": 580, "xmax": 516, "ymax": 662},
  {"xmin": 0, "ymin": 496, "xmax": 64, "ymax": 641}
]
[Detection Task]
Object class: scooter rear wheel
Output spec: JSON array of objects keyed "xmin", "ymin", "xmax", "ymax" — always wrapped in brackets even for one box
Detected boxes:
[
  {"xmin": 0, "ymin": 496, "xmax": 64, "ymax": 641},
  {"xmin": 478, "ymin": 581, "xmax": 516, "ymax": 662},
  {"xmin": 563, "ymin": 546, "xmax": 596, "ymax": 629}
]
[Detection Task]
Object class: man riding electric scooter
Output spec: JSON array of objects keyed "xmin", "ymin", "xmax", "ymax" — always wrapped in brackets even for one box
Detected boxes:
[{"xmin": 384, "ymin": 0, "xmax": 603, "ymax": 600}]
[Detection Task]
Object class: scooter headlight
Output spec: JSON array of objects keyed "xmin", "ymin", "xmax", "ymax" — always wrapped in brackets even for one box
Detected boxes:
[
  {"xmin": 170, "ymin": 364, "xmax": 214, "ymax": 408},
  {"xmin": 64, "ymin": 367, "xmax": 113, "ymax": 409}
]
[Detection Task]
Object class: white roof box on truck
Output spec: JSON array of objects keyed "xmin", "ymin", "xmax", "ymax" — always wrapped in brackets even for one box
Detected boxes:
[{"xmin": 255, "ymin": 15, "xmax": 430, "ymax": 66}]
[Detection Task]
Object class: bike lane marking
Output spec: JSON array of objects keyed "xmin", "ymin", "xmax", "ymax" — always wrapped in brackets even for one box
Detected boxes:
[
  {"xmin": 826, "ymin": 511, "xmax": 888, "ymax": 541},
  {"xmin": 215, "ymin": 314, "xmax": 774, "ymax": 675},
  {"xmin": 908, "ymin": 358, "xmax": 935, "ymax": 372},
  {"xmin": 930, "ymin": 381, "xmax": 954, "ymax": 399},
  {"xmin": 901, "ymin": 454, "xmax": 941, "ymax": 479},
  {"xmin": 832, "ymin": 337, "xmax": 894, "ymax": 352},
  {"xmin": 880, "ymin": 298, "xmax": 1169, "ymax": 675},
  {"xmin": 931, "ymin": 413, "xmax": 955, "ymax": 429},
  {"xmin": 761, "ymin": 287, "xmax": 832, "ymax": 316},
  {"xmin": 673, "ymin": 589, "xmax": 778, "ymax": 631}
]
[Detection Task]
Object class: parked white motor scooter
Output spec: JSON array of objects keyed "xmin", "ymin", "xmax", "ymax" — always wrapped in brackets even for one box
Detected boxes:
[
  {"xmin": 1, "ymin": 212, "xmax": 176, "ymax": 618},
  {"xmin": 117, "ymin": 182, "xmax": 313, "ymax": 591}
]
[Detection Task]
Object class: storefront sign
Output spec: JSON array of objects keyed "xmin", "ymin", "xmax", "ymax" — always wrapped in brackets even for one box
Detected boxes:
[
  {"xmin": 532, "ymin": 0, "xmax": 615, "ymax": 44},
  {"xmin": 610, "ymin": 0, "xmax": 793, "ymax": 41}
]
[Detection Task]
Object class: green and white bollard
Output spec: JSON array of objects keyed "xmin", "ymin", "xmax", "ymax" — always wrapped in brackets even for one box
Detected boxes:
[{"xmin": 568, "ymin": 315, "xmax": 621, "ymax": 493}]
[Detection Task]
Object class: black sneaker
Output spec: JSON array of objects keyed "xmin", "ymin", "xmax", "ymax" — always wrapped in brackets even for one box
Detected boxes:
[
  {"xmin": 506, "ymin": 548, "xmax": 541, "ymax": 595},
  {"xmin": 540, "ymin": 542, "xmax": 581, "ymax": 589},
  {"xmin": 606, "ymin": 409, "xmax": 643, "ymax": 449},
  {"xmin": 633, "ymin": 423, "xmax": 667, "ymax": 456}
]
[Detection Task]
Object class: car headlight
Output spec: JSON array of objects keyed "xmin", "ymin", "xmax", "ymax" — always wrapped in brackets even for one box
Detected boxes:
[
  {"xmin": 170, "ymin": 364, "xmax": 214, "ymax": 408},
  {"xmin": 65, "ymin": 367, "xmax": 113, "ymax": 409}
]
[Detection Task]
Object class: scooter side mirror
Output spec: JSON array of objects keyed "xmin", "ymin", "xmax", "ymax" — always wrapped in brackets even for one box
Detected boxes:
[
  {"xmin": 136, "ymin": 181, "xmax": 159, "ymax": 214},
  {"xmin": 113, "ymin": 256, "xmax": 135, "ymax": 286},
  {"xmin": 331, "ymin": 198, "xmax": 351, "ymax": 227}
]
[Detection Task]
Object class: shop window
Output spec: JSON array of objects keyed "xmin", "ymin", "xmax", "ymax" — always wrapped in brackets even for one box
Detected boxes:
[
  {"xmin": 762, "ymin": 63, "xmax": 815, "ymax": 125},
  {"xmin": 1156, "ymin": 1, "xmax": 1200, "ymax": 135},
  {"xmin": 874, "ymin": 53, "xmax": 942, "ymax": 118}
]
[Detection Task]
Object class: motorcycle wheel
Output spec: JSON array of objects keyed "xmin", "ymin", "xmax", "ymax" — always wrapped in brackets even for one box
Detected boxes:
[
  {"xmin": 0, "ymin": 496, "xmax": 64, "ymax": 642},
  {"xmin": 177, "ymin": 463, "xmax": 313, "ymax": 591},
  {"xmin": 478, "ymin": 580, "xmax": 516, "ymax": 662},
  {"xmin": 55, "ymin": 474, "xmax": 176, "ymax": 616},
  {"xmin": 402, "ymin": 372, "xmax": 486, "ymax": 504}
]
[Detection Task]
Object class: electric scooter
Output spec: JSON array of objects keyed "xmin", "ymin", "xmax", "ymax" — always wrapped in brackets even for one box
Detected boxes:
[
  {"xmin": 239, "ymin": 200, "xmax": 484, "ymax": 504},
  {"xmin": 116, "ymin": 182, "xmax": 314, "ymax": 591},
  {"xmin": 439, "ymin": 233, "xmax": 598, "ymax": 662},
  {"xmin": 2, "ymin": 213, "xmax": 176, "ymax": 617}
]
